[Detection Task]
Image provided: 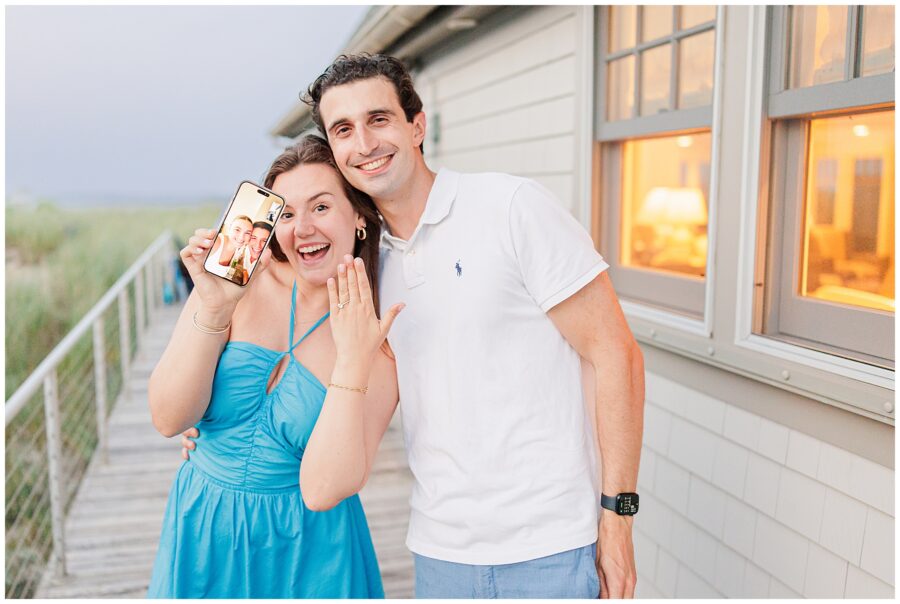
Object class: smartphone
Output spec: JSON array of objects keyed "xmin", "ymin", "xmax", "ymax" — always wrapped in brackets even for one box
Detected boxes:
[{"xmin": 203, "ymin": 181, "xmax": 285, "ymax": 287}]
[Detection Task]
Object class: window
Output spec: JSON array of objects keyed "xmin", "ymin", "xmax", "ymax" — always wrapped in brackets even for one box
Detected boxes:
[
  {"xmin": 760, "ymin": 6, "xmax": 895, "ymax": 367},
  {"xmin": 597, "ymin": 6, "xmax": 718, "ymax": 317}
]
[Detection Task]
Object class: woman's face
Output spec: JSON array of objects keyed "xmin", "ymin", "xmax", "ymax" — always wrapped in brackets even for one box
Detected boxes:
[
  {"xmin": 271, "ymin": 163, "xmax": 364, "ymax": 286},
  {"xmin": 228, "ymin": 218, "xmax": 253, "ymax": 245}
]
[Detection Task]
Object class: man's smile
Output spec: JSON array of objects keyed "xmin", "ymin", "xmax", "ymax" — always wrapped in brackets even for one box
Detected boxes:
[{"xmin": 354, "ymin": 154, "xmax": 393, "ymax": 174}]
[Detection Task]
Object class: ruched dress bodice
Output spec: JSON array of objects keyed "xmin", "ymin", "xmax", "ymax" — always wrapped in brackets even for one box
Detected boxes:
[{"xmin": 147, "ymin": 284, "xmax": 383, "ymax": 598}]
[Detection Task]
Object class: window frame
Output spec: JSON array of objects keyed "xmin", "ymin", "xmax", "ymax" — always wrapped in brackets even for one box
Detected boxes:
[
  {"xmin": 590, "ymin": 5, "xmax": 894, "ymax": 423},
  {"xmin": 595, "ymin": 6, "xmax": 721, "ymax": 320},
  {"xmin": 760, "ymin": 6, "xmax": 895, "ymax": 368}
]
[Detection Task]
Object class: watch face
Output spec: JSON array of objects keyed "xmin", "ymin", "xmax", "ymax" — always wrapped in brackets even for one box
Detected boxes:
[{"xmin": 616, "ymin": 493, "xmax": 639, "ymax": 515}]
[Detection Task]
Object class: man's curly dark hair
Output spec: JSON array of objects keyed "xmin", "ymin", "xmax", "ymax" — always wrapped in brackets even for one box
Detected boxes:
[{"xmin": 302, "ymin": 53, "xmax": 425, "ymax": 153}]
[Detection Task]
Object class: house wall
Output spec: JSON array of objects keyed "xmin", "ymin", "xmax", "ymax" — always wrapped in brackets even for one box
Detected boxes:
[
  {"xmin": 407, "ymin": 5, "xmax": 894, "ymax": 599},
  {"xmin": 636, "ymin": 366, "xmax": 894, "ymax": 598},
  {"xmin": 413, "ymin": 5, "xmax": 590, "ymax": 221}
]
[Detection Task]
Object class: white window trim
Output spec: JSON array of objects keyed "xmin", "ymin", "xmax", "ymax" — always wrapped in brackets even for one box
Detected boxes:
[{"xmin": 607, "ymin": 6, "xmax": 894, "ymax": 423}]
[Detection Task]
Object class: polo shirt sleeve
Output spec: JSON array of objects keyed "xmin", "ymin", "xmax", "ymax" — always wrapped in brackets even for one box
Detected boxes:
[{"xmin": 508, "ymin": 179, "xmax": 609, "ymax": 312}]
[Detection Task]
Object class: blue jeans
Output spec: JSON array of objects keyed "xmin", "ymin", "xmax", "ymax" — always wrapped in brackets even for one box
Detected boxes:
[{"xmin": 413, "ymin": 543, "xmax": 599, "ymax": 598}]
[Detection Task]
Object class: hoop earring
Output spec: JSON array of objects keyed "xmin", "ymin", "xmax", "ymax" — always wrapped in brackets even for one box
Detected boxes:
[{"xmin": 356, "ymin": 226, "xmax": 367, "ymax": 241}]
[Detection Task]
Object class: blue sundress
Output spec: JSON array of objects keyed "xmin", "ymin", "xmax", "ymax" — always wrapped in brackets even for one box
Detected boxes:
[{"xmin": 147, "ymin": 282, "xmax": 384, "ymax": 598}]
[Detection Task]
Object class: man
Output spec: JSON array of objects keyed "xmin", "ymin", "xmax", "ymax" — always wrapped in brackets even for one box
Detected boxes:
[
  {"xmin": 247, "ymin": 221, "xmax": 273, "ymax": 265},
  {"xmin": 185, "ymin": 54, "xmax": 644, "ymax": 598},
  {"xmin": 308, "ymin": 54, "xmax": 643, "ymax": 599}
]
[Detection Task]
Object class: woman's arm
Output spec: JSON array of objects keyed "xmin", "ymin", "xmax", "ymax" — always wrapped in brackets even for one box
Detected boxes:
[
  {"xmin": 148, "ymin": 291, "xmax": 232, "ymax": 437},
  {"xmin": 299, "ymin": 256, "xmax": 403, "ymax": 511},
  {"xmin": 300, "ymin": 348, "xmax": 398, "ymax": 511},
  {"xmin": 148, "ymin": 228, "xmax": 268, "ymax": 437}
]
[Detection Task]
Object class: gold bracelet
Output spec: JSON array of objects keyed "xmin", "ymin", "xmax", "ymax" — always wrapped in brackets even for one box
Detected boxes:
[
  {"xmin": 192, "ymin": 311, "xmax": 231, "ymax": 334},
  {"xmin": 327, "ymin": 382, "xmax": 368, "ymax": 394}
]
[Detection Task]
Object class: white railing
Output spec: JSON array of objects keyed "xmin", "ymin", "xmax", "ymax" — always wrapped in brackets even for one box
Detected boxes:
[{"xmin": 5, "ymin": 231, "xmax": 177, "ymax": 598}]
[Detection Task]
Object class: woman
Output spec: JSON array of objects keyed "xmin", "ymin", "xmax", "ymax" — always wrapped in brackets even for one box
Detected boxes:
[
  {"xmin": 209, "ymin": 214, "xmax": 253, "ymax": 267},
  {"xmin": 146, "ymin": 135, "xmax": 402, "ymax": 598}
]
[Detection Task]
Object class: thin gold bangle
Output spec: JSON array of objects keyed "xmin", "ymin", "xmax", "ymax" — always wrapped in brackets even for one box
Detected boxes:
[
  {"xmin": 327, "ymin": 382, "xmax": 368, "ymax": 394},
  {"xmin": 192, "ymin": 311, "xmax": 231, "ymax": 334}
]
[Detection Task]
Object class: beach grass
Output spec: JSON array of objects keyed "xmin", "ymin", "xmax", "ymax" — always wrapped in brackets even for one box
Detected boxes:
[{"xmin": 5, "ymin": 201, "xmax": 220, "ymax": 398}]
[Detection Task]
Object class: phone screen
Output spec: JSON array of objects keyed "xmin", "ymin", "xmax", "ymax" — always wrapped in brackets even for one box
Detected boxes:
[{"xmin": 203, "ymin": 181, "xmax": 285, "ymax": 286}]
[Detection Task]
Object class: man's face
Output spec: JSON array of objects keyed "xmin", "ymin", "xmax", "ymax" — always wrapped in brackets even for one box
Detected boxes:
[
  {"xmin": 319, "ymin": 77, "xmax": 426, "ymax": 202},
  {"xmin": 248, "ymin": 227, "xmax": 269, "ymax": 259}
]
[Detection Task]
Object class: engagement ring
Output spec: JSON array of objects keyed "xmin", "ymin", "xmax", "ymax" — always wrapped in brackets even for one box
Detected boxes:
[{"xmin": 337, "ymin": 300, "xmax": 349, "ymax": 310}]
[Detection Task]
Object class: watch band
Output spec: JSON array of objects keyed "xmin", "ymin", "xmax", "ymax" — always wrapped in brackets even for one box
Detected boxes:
[{"xmin": 600, "ymin": 493, "xmax": 619, "ymax": 512}]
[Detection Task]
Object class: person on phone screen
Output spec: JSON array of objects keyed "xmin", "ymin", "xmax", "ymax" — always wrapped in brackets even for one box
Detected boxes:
[
  {"xmin": 247, "ymin": 221, "xmax": 273, "ymax": 266},
  {"xmin": 146, "ymin": 135, "xmax": 403, "ymax": 598},
  {"xmin": 209, "ymin": 214, "xmax": 253, "ymax": 268}
]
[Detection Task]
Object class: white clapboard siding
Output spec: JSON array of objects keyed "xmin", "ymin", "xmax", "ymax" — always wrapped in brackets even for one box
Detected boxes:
[
  {"xmin": 429, "ymin": 9, "xmax": 577, "ymax": 103},
  {"xmin": 440, "ymin": 95, "xmax": 575, "ymax": 154},
  {"xmin": 633, "ymin": 371, "xmax": 895, "ymax": 599},
  {"xmin": 439, "ymin": 54, "xmax": 577, "ymax": 127},
  {"xmin": 416, "ymin": 6, "xmax": 584, "ymax": 222},
  {"xmin": 437, "ymin": 134, "xmax": 575, "ymax": 178}
]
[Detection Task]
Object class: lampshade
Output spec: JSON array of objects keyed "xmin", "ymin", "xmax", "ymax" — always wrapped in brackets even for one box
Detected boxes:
[{"xmin": 636, "ymin": 187, "xmax": 707, "ymax": 226}]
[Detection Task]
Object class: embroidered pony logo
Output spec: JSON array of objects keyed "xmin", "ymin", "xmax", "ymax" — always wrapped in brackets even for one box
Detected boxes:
[{"xmin": 455, "ymin": 260, "xmax": 462, "ymax": 277}]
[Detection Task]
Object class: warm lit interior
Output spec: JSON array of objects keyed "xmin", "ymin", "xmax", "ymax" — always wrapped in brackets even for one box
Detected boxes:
[
  {"xmin": 621, "ymin": 132, "xmax": 712, "ymax": 278},
  {"xmin": 801, "ymin": 109, "xmax": 895, "ymax": 312}
]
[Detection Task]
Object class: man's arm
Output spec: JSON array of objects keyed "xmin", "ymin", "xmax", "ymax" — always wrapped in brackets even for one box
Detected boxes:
[{"xmin": 548, "ymin": 271, "xmax": 645, "ymax": 598}]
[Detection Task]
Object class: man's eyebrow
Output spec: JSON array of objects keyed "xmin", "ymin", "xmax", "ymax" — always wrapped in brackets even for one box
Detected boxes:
[
  {"xmin": 326, "ymin": 108, "xmax": 397, "ymax": 132},
  {"xmin": 326, "ymin": 116, "xmax": 350, "ymax": 132}
]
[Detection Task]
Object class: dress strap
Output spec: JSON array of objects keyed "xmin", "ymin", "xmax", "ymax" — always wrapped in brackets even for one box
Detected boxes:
[
  {"xmin": 287, "ymin": 280, "xmax": 330, "ymax": 353},
  {"xmin": 287, "ymin": 281, "xmax": 298, "ymax": 347}
]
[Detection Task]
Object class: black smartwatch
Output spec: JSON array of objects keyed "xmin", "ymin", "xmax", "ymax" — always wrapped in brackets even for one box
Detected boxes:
[{"xmin": 601, "ymin": 492, "xmax": 639, "ymax": 516}]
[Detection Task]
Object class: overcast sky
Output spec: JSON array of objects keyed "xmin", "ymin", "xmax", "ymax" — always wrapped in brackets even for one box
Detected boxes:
[{"xmin": 6, "ymin": 5, "xmax": 369, "ymax": 205}]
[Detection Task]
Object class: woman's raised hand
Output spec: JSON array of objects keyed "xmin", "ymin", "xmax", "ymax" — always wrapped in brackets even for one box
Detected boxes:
[
  {"xmin": 327, "ymin": 255, "xmax": 403, "ymax": 367},
  {"xmin": 180, "ymin": 227, "xmax": 271, "ymax": 316}
]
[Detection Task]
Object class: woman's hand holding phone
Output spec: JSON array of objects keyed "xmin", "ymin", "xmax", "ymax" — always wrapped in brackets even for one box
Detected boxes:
[{"xmin": 180, "ymin": 227, "xmax": 272, "ymax": 324}]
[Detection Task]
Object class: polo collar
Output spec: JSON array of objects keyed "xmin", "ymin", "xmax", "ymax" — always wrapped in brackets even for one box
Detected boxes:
[
  {"xmin": 379, "ymin": 168, "xmax": 459, "ymax": 249},
  {"xmin": 420, "ymin": 167, "xmax": 459, "ymax": 225}
]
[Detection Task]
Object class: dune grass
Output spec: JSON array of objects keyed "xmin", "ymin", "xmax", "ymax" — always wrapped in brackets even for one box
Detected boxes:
[{"xmin": 5, "ymin": 201, "xmax": 220, "ymax": 398}]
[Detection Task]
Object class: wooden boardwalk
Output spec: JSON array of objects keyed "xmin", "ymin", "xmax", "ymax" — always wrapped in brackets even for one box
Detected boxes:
[{"xmin": 36, "ymin": 304, "xmax": 415, "ymax": 598}]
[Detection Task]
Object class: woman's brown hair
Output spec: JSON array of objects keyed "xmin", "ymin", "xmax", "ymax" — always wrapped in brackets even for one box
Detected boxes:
[{"xmin": 262, "ymin": 135, "xmax": 382, "ymax": 313}]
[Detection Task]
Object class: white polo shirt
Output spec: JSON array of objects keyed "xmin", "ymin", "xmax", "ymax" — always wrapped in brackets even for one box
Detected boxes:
[{"xmin": 379, "ymin": 168, "xmax": 609, "ymax": 565}]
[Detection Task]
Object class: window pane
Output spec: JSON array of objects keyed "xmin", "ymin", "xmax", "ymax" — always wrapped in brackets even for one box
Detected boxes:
[
  {"xmin": 640, "ymin": 44, "xmax": 671, "ymax": 116},
  {"xmin": 861, "ymin": 5, "xmax": 895, "ymax": 77},
  {"xmin": 789, "ymin": 6, "xmax": 848, "ymax": 89},
  {"xmin": 607, "ymin": 56, "xmax": 636, "ymax": 121},
  {"xmin": 801, "ymin": 110, "xmax": 895, "ymax": 312},
  {"xmin": 642, "ymin": 6, "xmax": 673, "ymax": 42},
  {"xmin": 680, "ymin": 5, "xmax": 716, "ymax": 30},
  {"xmin": 678, "ymin": 31, "xmax": 715, "ymax": 109},
  {"xmin": 609, "ymin": 6, "xmax": 637, "ymax": 53},
  {"xmin": 621, "ymin": 132, "xmax": 712, "ymax": 279}
]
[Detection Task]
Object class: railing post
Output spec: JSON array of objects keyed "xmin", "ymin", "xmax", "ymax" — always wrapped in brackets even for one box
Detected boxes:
[
  {"xmin": 145, "ymin": 259, "xmax": 154, "ymax": 318},
  {"xmin": 148, "ymin": 254, "xmax": 157, "ymax": 314},
  {"xmin": 157, "ymin": 250, "xmax": 164, "ymax": 305},
  {"xmin": 118, "ymin": 290, "xmax": 131, "ymax": 401},
  {"xmin": 92, "ymin": 320, "xmax": 109, "ymax": 464},
  {"xmin": 42, "ymin": 371, "xmax": 67, "ymax": 576},
  {"xmin": 135, "ymin": 269, "xmax": 145, "ymax": 349}
]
